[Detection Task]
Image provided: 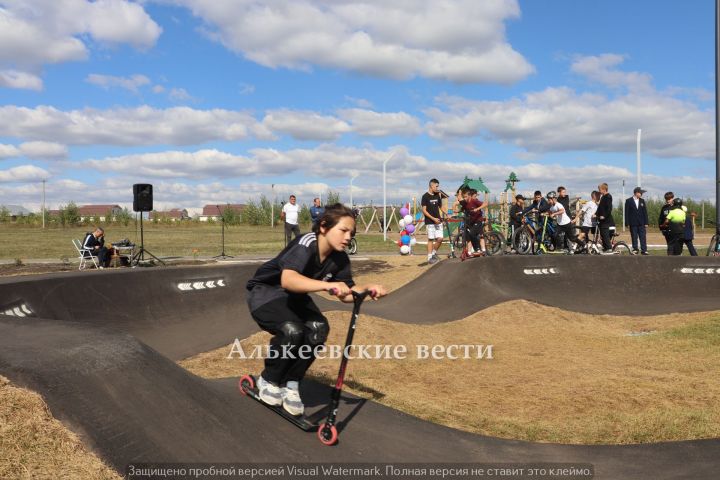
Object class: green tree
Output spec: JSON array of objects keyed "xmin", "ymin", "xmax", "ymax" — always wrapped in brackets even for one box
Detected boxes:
[
  {"xmin": 116, "ymin": 208, "xmax": 133, "ymax": 227},
  {"xmin": 325, "ymin": 190, "xmax": 341, "ymax": 205},
  {"xmin": 221, "ymin": 206, "xmax": 242, "ymax": 226},
  {"xmin": 0, "ymin": 206, "xmax": 9, "ymax": 223},
  {"xmin": 59, "ymin": 201, "xmax": 80, "ymax": 227}
]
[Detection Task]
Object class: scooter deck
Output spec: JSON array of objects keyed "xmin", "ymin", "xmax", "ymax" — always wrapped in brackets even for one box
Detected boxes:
[{"xmin": 239, "ymin": 376, "xmax": 318, "ymax": 432}]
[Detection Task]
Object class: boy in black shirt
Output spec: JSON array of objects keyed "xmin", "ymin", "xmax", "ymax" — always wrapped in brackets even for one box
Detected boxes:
[
  {"xmin": 421, "ymin": 178, "xmax": 447, "ymax": 264},
  {"xmin": 246, "ymin": 204, "xmax": 387, "ymax": 416}
]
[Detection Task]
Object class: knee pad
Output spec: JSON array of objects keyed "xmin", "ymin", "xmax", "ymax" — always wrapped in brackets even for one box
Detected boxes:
[
  {"xmin": 304, "ymin": 320, "xmax": 329, "ymax": 346},
  {"xmin": 279, "ymin": 322, "xmax": 305, "ymax": 346}
]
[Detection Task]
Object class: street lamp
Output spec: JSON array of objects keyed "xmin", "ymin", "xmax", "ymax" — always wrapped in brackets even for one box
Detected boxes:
[
  {"xmin": 271, "ymin": 183, "xmax": 275, "ymax": 228},
  {"xmin": 383, "ymin": 153, "xmax": 395, "ymax": 241},
  {"xmin": 350, "ymin": 174, "xmax": 358, "ymax": 208}
]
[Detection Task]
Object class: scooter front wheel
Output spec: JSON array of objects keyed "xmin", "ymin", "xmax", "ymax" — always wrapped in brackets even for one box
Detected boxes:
[
  {"xmin": 238, "ymin": 374, "xmax": 255, "ymax": 395},
  {"xmin": 317, "ymin": 423, "xmax": 338, "ymax": 446}
]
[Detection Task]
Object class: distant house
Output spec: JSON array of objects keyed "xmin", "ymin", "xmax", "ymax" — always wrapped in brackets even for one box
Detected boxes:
[
  {"xmin": 77, "ymin": 204, "xmax": 122, "ymax": 222},
  {"xmin": 149, "ymin": 208, "xmax": 189, "ymax": 221},
  {"xmin": 199, "ymin": 204, "xmax": 246, "ymax": 221},
  {"xmin": 0, "ymin": 204, "xmax": 32, "ymax": 221}
]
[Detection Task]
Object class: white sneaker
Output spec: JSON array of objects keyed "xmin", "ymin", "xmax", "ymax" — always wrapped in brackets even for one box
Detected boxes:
[
  {"xmin": 282, "ymin": 381, "xmax": 304, "ymax": 416},
  {"xmin": 257, "ymin": 375, "xmax": 283, "ymax": 407}
]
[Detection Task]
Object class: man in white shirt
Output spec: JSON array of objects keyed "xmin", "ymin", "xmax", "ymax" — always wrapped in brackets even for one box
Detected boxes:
[
  {"xmin": 281, "ymin": 195, "xmax": 301, "ymax": 245},
  {"xmin": 546, "ymin": 191, "xmax": 582, "ymax": 254}
]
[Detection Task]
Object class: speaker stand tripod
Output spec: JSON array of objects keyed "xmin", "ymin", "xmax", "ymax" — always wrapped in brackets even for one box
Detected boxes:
[
  {"xmin": 213, "ymin": 206, "xmax": 234, "ymax": 259},
  {"xmin": 131, "ymin": 213, "xmax": 166, "ymax": 266}
]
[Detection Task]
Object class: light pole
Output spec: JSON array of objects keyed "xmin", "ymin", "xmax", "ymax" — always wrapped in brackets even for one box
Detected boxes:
[
  {"xmin": 382, "ymin": 153, "xmax": 395, "ymax": 242},
  {"xmin": 636, "ymin": 129, "xmax": 642, "ymax": 188},
  {"xmin": 350, "ymin": 174, "xmax": 358, "ymax": 208},
  {"xmin": 271, "ymin": 183, "xmax": 275, "ymax": 228},
  {"xmin": 622, "ymin": 179, "xmax": 626, "ymax": 232},
  {"xmin": 41, "ymin": 179, "xmax": 46, "ymax": 229}
]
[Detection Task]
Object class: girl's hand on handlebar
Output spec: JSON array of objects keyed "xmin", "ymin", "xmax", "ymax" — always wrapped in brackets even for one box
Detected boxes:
[
  {"xmin": 327, "ymin": 282, "xmax": 352, "ymax": 298},
  {"xmin": 363, "ymin": 284, "xmax": 387, "ymax": 300}
]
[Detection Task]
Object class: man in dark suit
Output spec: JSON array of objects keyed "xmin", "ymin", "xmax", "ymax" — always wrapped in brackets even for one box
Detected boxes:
[
  {"xmin": 624, "ymin": 187, "xmax": 649, "ymax": 255},
  {"xmin": 596, "ymin": 183, "xmax": 615, "ymax": 253}
]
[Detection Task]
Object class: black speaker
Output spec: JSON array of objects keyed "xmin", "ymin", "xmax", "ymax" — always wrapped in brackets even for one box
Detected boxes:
[{"xmin": 133, "ymin": 184, "xmax": 153, "ymax": 212}]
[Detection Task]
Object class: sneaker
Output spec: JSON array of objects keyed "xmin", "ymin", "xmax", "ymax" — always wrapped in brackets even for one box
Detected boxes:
[
  {"xmin": 428, "ymin": 256, "xmax": 439, "ymax": 264},
  {"xmin": 632, "ymin": 249, "xmax": 639, "ymax": 255},
  {"xmin": 257, "ymin": 375, "xmax": 283, "ymax": 407},
  {"xmin": 471, "ymin": 250, "xmax": 484, "ymax": 257},
  {"xmin": 602, "ymin": 249, "xmax": 614, "ymax": 255},
  {"xmin": 282, "ymin": 381, "xmax": 304, "ymax": 416},
  {"xmin": 641, "ymin": 251, "xmax": 650, "ymax": 256}
]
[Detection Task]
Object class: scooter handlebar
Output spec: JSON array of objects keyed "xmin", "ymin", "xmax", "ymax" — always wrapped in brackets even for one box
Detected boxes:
[{"xmin": 327, "ymin": 288, "xmax": 377, "ymax": 300}]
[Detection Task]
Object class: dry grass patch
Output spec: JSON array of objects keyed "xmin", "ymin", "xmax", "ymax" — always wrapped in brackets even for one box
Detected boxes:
[
  {"xmin": 0, "ymin": 376, "xmax": 120, "ymax": 480},
  {"xmin": 181, "ymin": 302, "xmax": 720, "ymax": 445}
]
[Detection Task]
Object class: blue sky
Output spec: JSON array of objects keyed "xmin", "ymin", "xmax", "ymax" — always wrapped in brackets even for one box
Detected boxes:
[{"xmin": 0, "ymin": 0, "xmax": 716, "ymax": 213}]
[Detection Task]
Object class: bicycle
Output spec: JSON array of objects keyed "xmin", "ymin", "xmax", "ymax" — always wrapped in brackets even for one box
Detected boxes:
[
  {"xmin": 450, "ymin": 217, "xmax": 505, "ymax": 257},
  {"xmin": 345, "ymin": 237, "xmax": 357, "ymax": 255},
  {"xmin": 512, "ymin": 212, "xmax": 559, "ymax": 255},
  {"xmin": 584, "ymin": 226, "xmax": 633, "ymax": 255}
]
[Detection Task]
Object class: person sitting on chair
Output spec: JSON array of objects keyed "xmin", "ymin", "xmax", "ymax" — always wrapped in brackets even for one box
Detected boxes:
[{"xmin": 82, "ymin": 227, "xmax": 110, "ymax": 268}]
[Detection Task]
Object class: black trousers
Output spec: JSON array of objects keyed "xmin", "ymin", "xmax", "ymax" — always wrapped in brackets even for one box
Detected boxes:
[
  {"xmin": 683, "ymin": 239, "xmax": 698, "ymax": 256},
  {"xmin": 465, "ymin": 222, "xmax": 484, "ymax": 251},
  {"xmin": 599, "ymin": 224, "xmax": 613, "ymax": 251},
  {"xmin": 668, "ymin": 232, "xmax": 685, "ymax": 256},
  {"xmin": 284, "ymin": 222, "xmax": 300, "ymax": 244},
  {"xmin": 85, "ymin": 247, "xmax": 109, "ymax": 267},
  {"xmin": 629, "ymin": 225, "xmax": 647, "ymax": 253},
  {"xmin": 251, "ymin": 296, "xmax": 328, "ymax": 385}
]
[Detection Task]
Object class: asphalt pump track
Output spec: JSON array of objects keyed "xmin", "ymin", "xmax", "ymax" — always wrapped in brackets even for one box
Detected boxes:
[{"xmin": 1, "ymin": 256, "xmax": 719, "ymax": 478}]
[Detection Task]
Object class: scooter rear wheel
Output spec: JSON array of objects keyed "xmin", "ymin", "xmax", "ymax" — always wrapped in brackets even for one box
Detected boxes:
[{"xmin": 317, "ymin": 423, "xmax": 338, "ymax": 446}]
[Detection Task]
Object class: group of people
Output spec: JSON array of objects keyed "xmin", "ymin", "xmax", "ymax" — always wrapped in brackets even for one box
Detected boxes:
[
  {"xmin": 507, "ymin": 184, "xmax": 698, "ymax": 256},
  {"xmin": 417, "ymin": 177, "xmax": 700, "ymax": 258}
]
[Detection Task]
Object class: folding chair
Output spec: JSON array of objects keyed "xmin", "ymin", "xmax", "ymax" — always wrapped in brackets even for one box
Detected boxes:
[{"xmin": 72, "ymin": 238, "xmax": 99, "ymax": 270}]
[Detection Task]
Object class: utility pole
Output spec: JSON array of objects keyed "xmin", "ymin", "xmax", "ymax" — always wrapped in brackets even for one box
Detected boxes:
[
  {"xmin": 622, "ymin": 179, "xmax": 626, "ymax": 232},
  {"xmin": 636, "ymin": 129, "xmax": 642, "ymax": 188},
  {"xmin": 42, "ymin": 179, "xmax": 46, "ymax": 229}
]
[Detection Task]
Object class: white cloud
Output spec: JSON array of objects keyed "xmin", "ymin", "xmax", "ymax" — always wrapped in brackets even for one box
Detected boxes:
[
  {"xmin": 0, "ymin": 69, "xmax": 43, "ymax": 90},
  {"xmin": 337, "ymin": 109, "xmax": 422, "ymax": 137},
  {"xmin": 152, "ymin": 85, "xmax": 166, "ymax": 94},
  {"xmin": 344, "ymin": 96, "xmax": 373, "ymax": 109},
  {"xmin": 426, "ymin": 82, "xmax": 714, "ymax": 159},
  {"xmin": 0, "ymin": 105, "xmax": 273, "ymax": 145},
  {"xmin": 239, "ymin": 83, "xmax": 255, "ymax": 95},
  {"xmin": 570, "ymin": 54, "xmax": 652, "ymax": 91},
  {"xmin": 0, "ymin": 164, "xmax": 50, "ymax": 183},
  {"xmin": 0, "ymin": 143, "xmax": 21, "ymax": 159},
  {"xmin": 85, "ymin": 73, "xmax": 151, "ymax": 93},
  {"xmin": 0, "ymin": 0, "xmax": 161, "ymax": 88},
  {"xmin": 262, "ymin": 109, "xmax": 351, "ymax": 141},
  {"xmin": 167, "ymin": 0, "xmax": 533, "ymax": 83},
  {"xmin": 19, "ymin": 141, "xmax": 68, "ymax": 159},
  {"xmin": 168, "ymin": 87, "xmax": 194, "ymax": 102}
]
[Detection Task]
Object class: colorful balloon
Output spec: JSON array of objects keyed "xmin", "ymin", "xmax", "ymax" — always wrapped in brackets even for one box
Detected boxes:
[
  {"xmin": 409, "ymin": 237, "xmax": 417, "ymax": 246},
  {"xmin": 405, "ymin": 224, "xmax": 415, "ymax": 234},
  {"xmin": 399, "ymin": 245, "xmax": 410, "ymax": 255},
  {"xmin": 401, "ymin": 235, "xmax": 411, "ymax": 245},
  {"xmin": 400, "ymin": 207, "xmax": 409, "ymax": 217},
  {"xmin": 403, "ymin": 214, "xmax": 413, "ymax": 225},
  {"xmin": 398, "ymin": 219, "xmax": 406, "ymax": 229}
]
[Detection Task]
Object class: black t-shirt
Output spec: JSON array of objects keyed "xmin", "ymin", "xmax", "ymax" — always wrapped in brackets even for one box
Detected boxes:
[
  {"xmin": 421, "ymin": 191, "xmax": 442, "ymax": 224},
  {"xmin": 509, "ymin": 204, "xmax": 524, "ymax": 227},
  {"xmin": 246, "ymin": 232, "xmax": 355, "ymax": 311}
]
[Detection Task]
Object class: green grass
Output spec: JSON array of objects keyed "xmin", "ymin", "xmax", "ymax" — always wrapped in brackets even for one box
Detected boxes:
[
  {"xmin": 0, "ymin": 223, "xmax": 403, "ymax": 260},
  {"xmin": 661, "ymin": 316, "xmax": 720, "ymax": 348}
]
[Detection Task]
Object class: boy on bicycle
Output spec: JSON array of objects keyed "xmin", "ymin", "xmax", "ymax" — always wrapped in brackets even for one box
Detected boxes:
[
  {"xmin": 456, "ymin": 188, "xmax": 486, "ymax": 256},
  {"xmin": 546, "ymin": 191, "xmax": 582, "ymax": 254}
]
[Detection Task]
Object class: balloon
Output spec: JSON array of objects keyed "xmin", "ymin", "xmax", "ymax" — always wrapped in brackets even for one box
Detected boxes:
[
  {"xmin": 398, "ymin": 219, "xmax": 406, "ymax": 229},
  {"xmin": 399, "ymin": 245, "xmax": 410, "ymax": 255},
  {"xmin": 400, "ymin": 230, "xmax": 408, "ymax": 236},
  {"xmin": 403, "ymin": 214, "xmax": 413, "ymax": 225},
  {"xmin": 415, "ymin": 212, "xmax": 423, "ymax": 221},
  {"xmin": 409, "ymin": 237, "xmax": 417, "ymax": 246},
  {"xmin": 400, "ymin": 207, "xmax": 409, "ymax": 217},
  {"xmin": 401, "ymin": 235, "xmax": 411, "ymax": 245},
  {"xmin": 405, "ymin": 224, "xmax": 415, "ymax": 234},
  {"xmin": 397, "ymin": 240, "xmax": 403, "ymax": 247}
]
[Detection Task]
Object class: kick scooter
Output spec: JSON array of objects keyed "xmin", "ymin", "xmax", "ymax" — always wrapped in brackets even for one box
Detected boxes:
[{"xmin": 238, "ymin": 289, "xmax": 375, "ymax": 446}]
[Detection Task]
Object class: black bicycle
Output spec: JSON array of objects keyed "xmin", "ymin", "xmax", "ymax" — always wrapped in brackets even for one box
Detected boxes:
[{"xmin": 451, "ymin": 218, "xmax": 504, "ymax": 256}]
